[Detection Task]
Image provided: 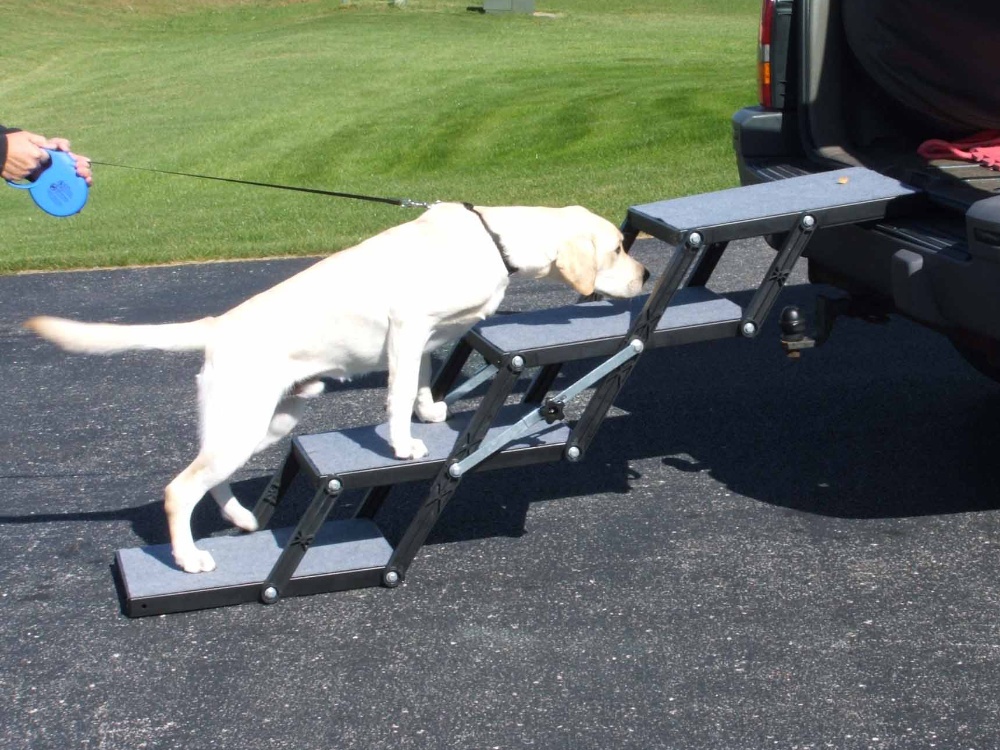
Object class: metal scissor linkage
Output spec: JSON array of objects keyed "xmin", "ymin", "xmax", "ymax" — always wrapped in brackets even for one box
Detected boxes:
[{"xmin": 447, "ymin": 339, "xmax": 645, "ymax": 478}]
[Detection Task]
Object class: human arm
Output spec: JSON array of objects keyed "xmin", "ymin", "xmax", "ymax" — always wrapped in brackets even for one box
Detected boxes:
[{"xmin": 1, "ymin": 126, "xmax": 93, "ymax": 185}]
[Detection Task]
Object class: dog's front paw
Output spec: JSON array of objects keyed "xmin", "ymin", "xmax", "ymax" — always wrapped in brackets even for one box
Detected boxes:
[
  {"xmin": 174, "ymin": 547, "xmax": 217, "ymax": 574},
  {"xmin": 416, "ymin": 400, "xmax": 448, "ymax": 424},
  {"xmin": 393, "ymin": 438, "xmax": 430, "ymax": 460}
]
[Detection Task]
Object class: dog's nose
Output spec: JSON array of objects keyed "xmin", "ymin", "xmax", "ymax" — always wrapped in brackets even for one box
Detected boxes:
[{"xmin": 642, "ymin": 268, "xmax": 651, "ymax": 284}]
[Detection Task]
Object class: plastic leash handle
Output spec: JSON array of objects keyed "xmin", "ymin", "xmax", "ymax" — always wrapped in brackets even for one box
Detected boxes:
[{"xmin": 5, "ymin": 148, "xmax": 89, "ymax": 217}]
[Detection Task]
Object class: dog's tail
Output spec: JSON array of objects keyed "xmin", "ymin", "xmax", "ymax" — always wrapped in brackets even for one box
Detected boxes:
[{"xmin": 24, "ymin": 316, "xmax": 214, "ymax": 355}]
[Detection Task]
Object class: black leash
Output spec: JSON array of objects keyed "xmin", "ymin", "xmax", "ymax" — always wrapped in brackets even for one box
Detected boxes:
[
  {"xmin": 91, "ymin": 159, "xmax": 520, "ymax": 273},
  {"xmin": 89, "ymin": 160, "xmax": 432, "ymax": 208}
]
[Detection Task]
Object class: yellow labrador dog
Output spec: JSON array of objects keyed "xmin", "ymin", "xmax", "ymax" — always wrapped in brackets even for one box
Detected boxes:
[{"xmin": 26, "ymin": 202, "xmax": 647, "ymax": 573}]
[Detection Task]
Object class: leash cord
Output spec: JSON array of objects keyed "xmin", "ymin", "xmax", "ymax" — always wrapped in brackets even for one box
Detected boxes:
[
  {"xmin": 89, "ymin": 160, "xmax": 432, "ymax": 209},
  {"xmin": 87, "ymin": 160, "xmax": 519, "ymax": 271}
]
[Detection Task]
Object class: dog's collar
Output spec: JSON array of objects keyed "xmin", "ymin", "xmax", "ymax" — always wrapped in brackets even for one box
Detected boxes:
[{"xmin": 462, "ymin": 203, "xmax": 519, "ymax": 276}]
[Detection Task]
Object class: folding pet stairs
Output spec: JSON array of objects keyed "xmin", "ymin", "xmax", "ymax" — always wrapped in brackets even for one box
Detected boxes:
[{"xmin": 114, "ymin": 167, "xmax": 921, "ymax": 616}]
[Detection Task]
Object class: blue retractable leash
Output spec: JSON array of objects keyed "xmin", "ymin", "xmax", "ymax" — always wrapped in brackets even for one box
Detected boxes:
[{"xmin": 5, "ymin": 148, "xmax": 89, "ymax": 217}]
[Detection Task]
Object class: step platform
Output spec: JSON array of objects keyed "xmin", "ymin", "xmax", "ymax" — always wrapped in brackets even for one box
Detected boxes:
[
  {"xmin": 115, "ymin": 405, "xmax": 571, "ymax": 616},
  {"xmin": 293, "ymin": 403, "xmax": 571, "ymax": 490},
  {"xmin": 467, "ymin": 286, "xmax": 742, "ymax": 367},
  {"xmin": 627, "ymin": 166, "xmax": 922, "ymax": 246},
  {"xmin": 115, "ymin": 519, "xmax": 391, "ymax": 617}
]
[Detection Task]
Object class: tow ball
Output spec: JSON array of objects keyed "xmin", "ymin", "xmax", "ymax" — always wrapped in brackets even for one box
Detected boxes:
[
  {"xmin": 779, "ymin": 305, "xmax": 815, "ymax": 359},
  {"xmin": 779, "ymin": 294, "xmax": 891, "ymax": 359}
]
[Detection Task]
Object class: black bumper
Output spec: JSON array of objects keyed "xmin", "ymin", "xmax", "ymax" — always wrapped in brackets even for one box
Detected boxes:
[{"xmin": 731, "ymin": 106, "xmax": 1000, "ymax": 345}]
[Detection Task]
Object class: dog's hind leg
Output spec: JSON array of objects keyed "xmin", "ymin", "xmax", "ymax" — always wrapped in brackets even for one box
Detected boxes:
[
  {"xmin": 165, "ymin": 374, "xmax": 287, "ymax": 573},
  {"xmin": 166, "ymin": 456, "xmax": 242, "ymax": 573},
  {"xmin": 208, "ymin": 390, "xmax": 315, "ymax": 536},
  {"xmin": 257, "ymin": 389, "xmax": 317, "ymax": 452},
  {"xmin": 166, "ymin": 439, "xmax": 274, "ymax": 572},
  {"xmin": 209, "ymin": 483, "xmax": 259, "ymax": 534}
]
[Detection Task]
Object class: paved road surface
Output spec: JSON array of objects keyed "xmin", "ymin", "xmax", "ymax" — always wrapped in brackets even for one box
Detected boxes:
[{"xmin": 2, "ymin": 237, "xmax": 1000, "ymax": 749}]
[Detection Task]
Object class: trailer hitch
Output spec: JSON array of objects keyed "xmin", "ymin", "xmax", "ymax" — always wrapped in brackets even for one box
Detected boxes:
[{"xmin": 779, "ymin": 294, "xmax": 891, "ymax": 358}]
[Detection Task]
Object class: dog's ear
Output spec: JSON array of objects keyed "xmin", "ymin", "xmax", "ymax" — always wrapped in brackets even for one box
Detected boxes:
[{"xmin": 555, "ymin": 236, "xmax": 598, "ymax": 296}]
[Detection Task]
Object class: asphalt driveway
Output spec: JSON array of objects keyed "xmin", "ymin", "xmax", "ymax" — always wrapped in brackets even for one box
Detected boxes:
[{"xmin": 3, "ymin": 237, "xmax": 1000, "ymax": 749}]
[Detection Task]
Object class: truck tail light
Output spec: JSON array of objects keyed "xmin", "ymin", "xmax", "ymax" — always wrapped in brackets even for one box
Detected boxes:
[{"xmin": 758, "ymin": 0, "xmax": 776, "ymax": 108}]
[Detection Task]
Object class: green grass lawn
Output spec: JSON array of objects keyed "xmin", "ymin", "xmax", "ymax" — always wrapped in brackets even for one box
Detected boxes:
[{"xmin": 0, "ymin": 0, "xmax": 758, "ymax": 273}]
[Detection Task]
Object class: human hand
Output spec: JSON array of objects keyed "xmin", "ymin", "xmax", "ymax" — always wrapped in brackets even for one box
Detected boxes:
[{"xmin": 3, "ymin": 130, "xmax": 93, "ymax": 185}]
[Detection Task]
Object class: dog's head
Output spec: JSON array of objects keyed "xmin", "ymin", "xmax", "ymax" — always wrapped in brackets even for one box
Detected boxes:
[
  {"xmin": 468, "ymin": 204, "xmax": 649, "ymax": 298},
  {"xmin": 550, "ymin": 208, "xmax": 648, "ymax": 298}
]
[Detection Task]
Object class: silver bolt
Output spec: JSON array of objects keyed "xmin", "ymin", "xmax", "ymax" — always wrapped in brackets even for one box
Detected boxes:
[
  {"xmin": 448, "ymin": 463, "xmax": 463, "ymax": 478},
  {"xmin": 688, "ymin": 232, "xmax": 703, "ymax": 248},
  {"xmin": 384, "ymin": 570, "xmax": 400, "ymax": 587},
  {"xmin": 511, "ymin": 355, "xmax": 525, "ymax": 372},
  {"xmin": 742, "ymin": 321, "xmax": 758, "ymax": 337},
  {"xmin": 327, "ymin": 478, "xmax": 342, "ymax": 494},
  {"xmin": 801, "ymin": 215, "xmax": 816, "ymax": 229},
  {"xmin": 566, "ymin": 446, "xmax": 582, "ymax": 462},
  {"xmin": 630, "ymin": 339, "xmax": 645, "ymax": 354},
  {"xmin": 261, "ymin": 586, "xmax": 279, "ymax": 604}
]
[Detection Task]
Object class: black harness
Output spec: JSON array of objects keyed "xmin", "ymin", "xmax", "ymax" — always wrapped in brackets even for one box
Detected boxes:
[{"xmin": 462, "ymin": 203, "xmax": 519, "ymax": 276}]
